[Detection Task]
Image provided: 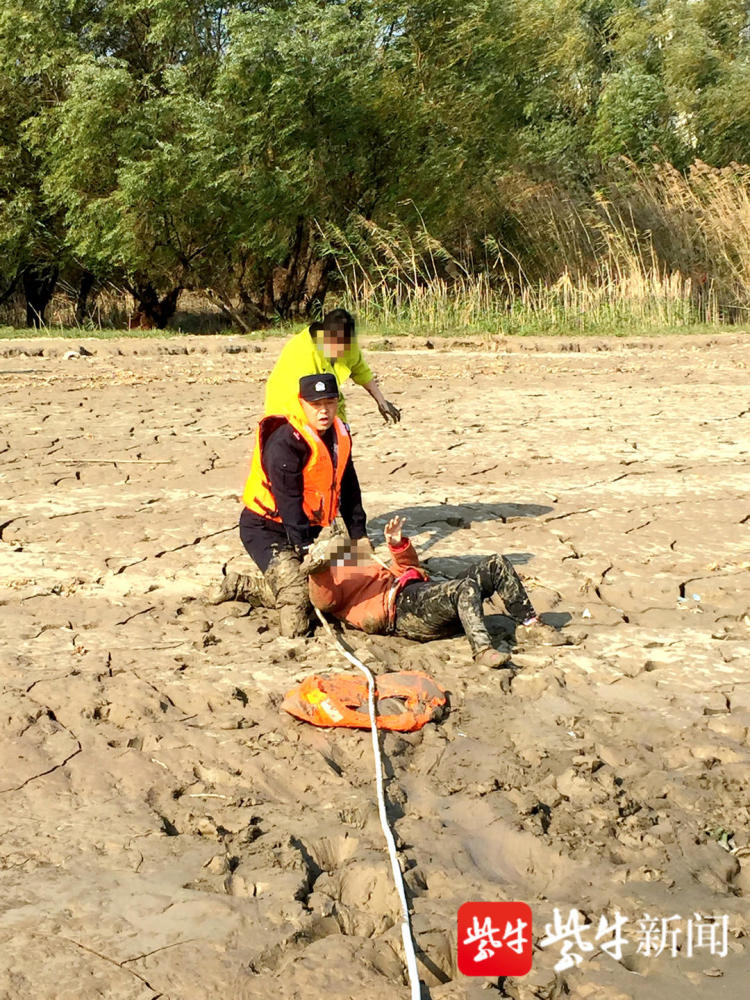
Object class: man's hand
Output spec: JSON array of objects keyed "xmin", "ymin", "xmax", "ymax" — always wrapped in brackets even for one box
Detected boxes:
[
  {"xmin": 300, "ymin": 523, "xmax": 350, "ymax": 574},
  {"xmin": 378, "ymin": 400, "xmax": 401, "ymax": 424},
  {"xmin": 384, "ymin": 516, "xmax": 406, "ymax": 547}
]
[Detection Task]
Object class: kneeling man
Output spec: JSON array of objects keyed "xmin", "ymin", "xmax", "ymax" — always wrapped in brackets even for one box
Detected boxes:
[{"xmin": 216, "ymin": 373, "xmax": 369, "ymax": 636}]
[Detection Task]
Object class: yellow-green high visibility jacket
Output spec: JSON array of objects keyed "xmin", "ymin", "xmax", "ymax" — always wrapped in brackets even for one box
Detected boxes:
[{"xmin": 264, "ymin": 327, "xmax": 373, "ymax": 422}]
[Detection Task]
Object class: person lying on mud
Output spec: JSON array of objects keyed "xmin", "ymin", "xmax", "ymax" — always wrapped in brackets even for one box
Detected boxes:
[
  {"xmin": 214, "ymin": 511, "xmax": 563, "ymax": 666},
  {"xmin": 264, "ymin": 308, "xmax": 401, "ymax": 424},
  {"xmin": 303, "ymin": 516, "xmax": 564, "ymax": 667},
  {"xmin": 212, "ymin": 373, "xmax": 371, "ymax": 637}
]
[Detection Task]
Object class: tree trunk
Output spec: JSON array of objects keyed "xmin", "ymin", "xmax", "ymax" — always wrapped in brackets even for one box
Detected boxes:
[
  {"xmin": 0, "ymin": 273, "xmax": 20, "ymax": 306},
  {"xmin": 129, "ymin": 282, "xmax": 182, "ymax": 329},
  {"xmin": 206, "ymin": 287, "xmax": 270, "ymax": 332},
  {"xmin": 270, "ymin": 217, "xmax": 333, "ymax": 319},
  {"xmin": 22, "ymin": 265, "xmax": 58, "ymax": 327},
  {"xmin": 75, "ymin": 270, "xmax": 97, "ymax": 325},
  {"xmin": 302, "ymin": 258, "xmax": 332, "ymax": 317}
]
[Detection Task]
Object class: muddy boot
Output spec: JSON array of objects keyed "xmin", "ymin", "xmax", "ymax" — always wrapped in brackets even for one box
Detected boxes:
[
  {"xmin": 266, "ymin": 550, "xmax": 313, "ymax": 637},
  {"xmin": 277, "ymin": 601, "xmax": 313, "ymax": 638},
  {"xmin": 207, "ymin": 570, "xmax": 273, "ymax": 607}
]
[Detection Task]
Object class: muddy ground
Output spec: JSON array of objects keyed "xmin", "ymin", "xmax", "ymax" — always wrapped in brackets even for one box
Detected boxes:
[{"xmin": 1, "ymin": 331, "xmax": 749, "ymax": 1000}]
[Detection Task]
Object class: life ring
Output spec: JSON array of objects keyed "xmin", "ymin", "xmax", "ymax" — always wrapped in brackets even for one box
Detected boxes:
[{"xmin": 281, "ymin": 670, "xmax": 447, "ymax": 732}]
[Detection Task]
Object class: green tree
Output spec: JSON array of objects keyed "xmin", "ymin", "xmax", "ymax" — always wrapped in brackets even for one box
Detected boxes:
[
  {"xmin": 207, "ymin": 0, "xmax": 419, "ymax": 322},
  {"xmin": 0, "ymin": 1, "xmax": 76, "ymax": 324},
  {"xmin": 37, "ymin": 55, "xmax": 226, "ymax": 326},
  {"xmin": 33, "ymin": 0, "xmax": 232, "ymax": 327}
]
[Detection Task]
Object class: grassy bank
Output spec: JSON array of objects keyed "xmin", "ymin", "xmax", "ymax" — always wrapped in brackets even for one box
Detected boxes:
[
  {"xmin": 0, "ymin": 314, "xmax": 734, "ymax": 342},
  {"xmin": 0, "ymin": 325, "xmax": 284, "ymax": 341}
]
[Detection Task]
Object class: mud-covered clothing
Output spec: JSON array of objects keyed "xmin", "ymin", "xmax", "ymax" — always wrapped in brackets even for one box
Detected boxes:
[
  {"xmin": 240, "ymin": 421, "xmax": 367, "ymax": 571},
  {"xmin": 310, "ymin": 542, "xmax": 536, "ymax": 653},
  {"xmin": 264, "ymin": 327, "xmax": 374, "ymax": 423},
  {"xmin": 309, "ymin": 538, "xmax": 427, "ymax": 633},
  {"xmin": 240, "ymin": 508, "xmax": 296, "ymax": 573},
  {"xmin": 392, "ymin": 554, "xmax": 535, "ymax": 654},
  {"xmin": 236, "ymin": 545, "xmax": 313, "ymax": 637}
]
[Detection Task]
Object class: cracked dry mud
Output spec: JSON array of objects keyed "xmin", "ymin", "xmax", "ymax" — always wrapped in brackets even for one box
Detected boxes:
[{"xmin": 1, "ymin": 332, "xmax": 749, "ymax": 1000}]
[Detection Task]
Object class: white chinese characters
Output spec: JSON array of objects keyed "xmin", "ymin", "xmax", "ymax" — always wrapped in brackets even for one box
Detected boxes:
[
  {"xmin": 463, "ymin": 914, "xmax": 530, "ymax": 963},
  {"xmin": 540, "ymin": 909, "xmax": 729, "ymax": 972}
]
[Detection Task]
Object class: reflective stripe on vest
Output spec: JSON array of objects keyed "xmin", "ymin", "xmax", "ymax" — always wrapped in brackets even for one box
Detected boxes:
[{"xmin": 242, "ymin": 414, "xmax": 352, "ymax": 527}]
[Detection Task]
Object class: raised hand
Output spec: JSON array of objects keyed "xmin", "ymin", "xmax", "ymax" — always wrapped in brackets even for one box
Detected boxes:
[{"xmin": 384, "ymin": 516, "xmax": 406, "ymax": 546}]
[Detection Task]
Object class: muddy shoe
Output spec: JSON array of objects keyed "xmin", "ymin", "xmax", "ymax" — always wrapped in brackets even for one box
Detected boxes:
[
  {"xmin": 207, "ymin": 572, "xmax": 243, "ymax": 605},
  {"xmin": 474, "ymin": 646, "xmax": 512, "ymax": 668},
  {"xmin": 515, "ymin": 619, "xmax": 567, "ymax": 646},
  {"xmin": 208, "ymin": 572, "xmax": 267, "ymax": 607}
]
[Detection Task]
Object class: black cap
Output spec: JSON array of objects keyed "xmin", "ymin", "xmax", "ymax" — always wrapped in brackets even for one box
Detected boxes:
[{"xmin": 299, "ymin": 373, "xmax": 340, "ymax": 401}]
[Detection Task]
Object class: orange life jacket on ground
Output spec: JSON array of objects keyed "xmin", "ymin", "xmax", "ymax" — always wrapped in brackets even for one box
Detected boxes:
[
  {"xmin": 281, "ymin": 671, "xmax": 447, "ymax": 732},
  {"xmin": 242, "ymin": 413, "xmax": 352, "ymax": 526}
]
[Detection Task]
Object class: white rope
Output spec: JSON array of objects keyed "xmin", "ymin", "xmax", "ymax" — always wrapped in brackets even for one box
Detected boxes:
[{"xmin": 313, "ymin": 607, "xmax": 422, "ymax": 1000}]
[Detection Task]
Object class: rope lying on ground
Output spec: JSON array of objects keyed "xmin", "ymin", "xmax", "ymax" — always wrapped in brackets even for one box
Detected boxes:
[{"xmin": 312, "ymin": 607, "xmax": 422, "ymax": 1000}]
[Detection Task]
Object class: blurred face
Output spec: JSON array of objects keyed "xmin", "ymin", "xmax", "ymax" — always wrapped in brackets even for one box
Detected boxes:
[
  {"xmin": 300, "ymin": 395, "xmax": 338, "ymax": 432},
  {"xmin": 322, "ymin": 328, "xmax": 349, "ymax": 360},
  {"xmin": 332, "ymin": 548, "xmax": 372, "ymax": 568}
]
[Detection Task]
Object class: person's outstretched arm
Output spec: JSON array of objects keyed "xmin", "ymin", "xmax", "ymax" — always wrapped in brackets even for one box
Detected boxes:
[
  {"xmin": 384, "ymin": 516, "xmax": 421, "ymax": 571},
  {"xmin": 363, "ymin": 377, "xmax": 401, "ymax": 423}
]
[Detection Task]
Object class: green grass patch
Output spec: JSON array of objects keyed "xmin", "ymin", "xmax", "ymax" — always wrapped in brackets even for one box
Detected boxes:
[{"xmin": 356, "ymin": 316, "xmax": 732, "ymax": 341}]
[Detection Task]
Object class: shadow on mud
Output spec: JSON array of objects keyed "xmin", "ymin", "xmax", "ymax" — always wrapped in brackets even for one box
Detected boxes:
[{"xmin": 368, "ymin": 501, "xmax": 554, "ymax": 551}]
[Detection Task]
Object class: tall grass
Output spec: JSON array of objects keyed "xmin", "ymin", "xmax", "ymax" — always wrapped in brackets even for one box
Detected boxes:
[{"xmin": 323, "ymin": 160, "xmax": 750, "ymax": 336}]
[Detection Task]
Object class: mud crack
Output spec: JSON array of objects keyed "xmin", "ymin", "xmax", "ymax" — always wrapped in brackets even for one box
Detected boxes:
[
  {"xmin": 54, "ymin": 935, "xmax": 163, "ymax": 996},
  {"xmin": 0, "ymin": 518, "xmax": 17, "ymax": 541},
  {"xmin": 154, "ymin": 525, "xmax": 234, "ymax": 559},
  {"xmin": 115, "ymin": 606, "xmax": 156, "ymax": 626},
  {"xmin": 545, "ymin": 508, "xmax": 595, "ymax": 523},
  {"xmin": 0, "ymin": 733, "xmax": 82, "ymax": 794}
]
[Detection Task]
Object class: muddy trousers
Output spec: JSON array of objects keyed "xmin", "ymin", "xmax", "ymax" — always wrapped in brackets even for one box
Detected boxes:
[
  {"xmin": 392, "ymin": 554, "xmax": 535, "ymax": 654},
  {"xmin": 225, "ymin": 551, "xmax": 312, "ymax": 637},
  {"xmin": 238, "ymin": 510, "xmax": 313, "ymax": 637}
]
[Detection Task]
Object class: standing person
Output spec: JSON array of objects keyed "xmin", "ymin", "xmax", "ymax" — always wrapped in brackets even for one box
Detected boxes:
[
  {"xmin": 212, "ymin": 373, "xmax": 370, "ymax": 637},
  {"xmin": 264, "ymin": 308, "xmax": 401, "ymax": 424},
  {"xmin": 304, "ymin": 516, "xmax": 564, "ymax": 667}
]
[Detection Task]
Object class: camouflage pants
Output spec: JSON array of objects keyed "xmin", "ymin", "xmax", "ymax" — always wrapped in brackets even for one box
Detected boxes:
[
  {"xmin": 392, "ymin": 554, "xmax": 535, "ymax": 654},
  {"xmin": 239, "ymin": 508, "xmax": 315, "ymax": 637},
  {"xmin": 227, "ymin": 549, "xmax": 312, "ymax": 638},
  {"xmin": 263, "ymin": 549, "xmax": 313, "ymax": 637}
]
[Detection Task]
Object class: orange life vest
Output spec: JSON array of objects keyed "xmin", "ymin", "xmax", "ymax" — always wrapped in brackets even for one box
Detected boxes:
[
  {"xmin": 242, "ymin": 413, "xmax": 352, "ymax": 526},
  {"xmin": 281, "ymin": 671, "xmax": 447, "ymax": 732}
]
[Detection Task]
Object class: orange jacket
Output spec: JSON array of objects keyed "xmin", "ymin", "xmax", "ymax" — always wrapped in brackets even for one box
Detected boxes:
[
  {"xmin": 243, "ymin": 413, "xmax": 352, "ymax": 526},
  {"xmin": 308, "ymin": 538, "xmax": 427, "ymax": 633}
]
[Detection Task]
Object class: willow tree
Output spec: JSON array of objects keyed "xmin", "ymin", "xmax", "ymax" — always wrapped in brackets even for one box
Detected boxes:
[
  {"xmin": 0, "ymin": 1, "xmax": 77, "ymax": 324},
  {"xmin": 23, "ymin": 0, "xmax": 230, "ymax": 327},
  {"xmin": 204, "ymin": 0, "xmax": 419, "ymax": 323}
]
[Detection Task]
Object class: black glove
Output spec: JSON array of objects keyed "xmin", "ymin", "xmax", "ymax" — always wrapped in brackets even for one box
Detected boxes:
[{"xmin": 378, "ymin": 399, "xmax": 401, "ymax": 423}]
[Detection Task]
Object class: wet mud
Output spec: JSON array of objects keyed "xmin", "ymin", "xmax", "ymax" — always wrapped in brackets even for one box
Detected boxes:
[{"xmin": 1, "ymin": 332, "xmax": 749, "ymax": 998}]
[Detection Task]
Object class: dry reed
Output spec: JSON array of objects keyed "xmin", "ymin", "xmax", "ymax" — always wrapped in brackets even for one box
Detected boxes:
[{"xmin": 323, "ymin": 160, "xmax": 750, "ymax": 335}]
